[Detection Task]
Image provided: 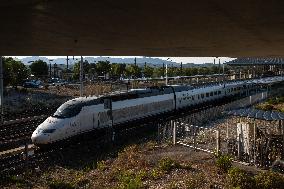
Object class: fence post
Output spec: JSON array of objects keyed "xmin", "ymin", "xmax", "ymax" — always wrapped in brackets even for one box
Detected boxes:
[
  {"xmin": 173, "ymin": 121, "xmax": 176, "ymax": 145},
  {"xmin": 193, "ymin": 126, "xmax": 197, "ymax": 150},
  {"xmin": 157, "ymin": 122, "xmax": 160, "ymax": 143},
  {"xmin": 226, "ymin": 120, "xmax": 229, "ymax": 140},
  {"xmin": 216, "ymin": 130, "xmax": 220, "ymax": 156},
  {"xmin": 238, "ymin": 133, "xmax": 242, "ymax": 160},
  {"xmin": 253, "ymin": 119, "xmax": 257, "ymax": 164}
]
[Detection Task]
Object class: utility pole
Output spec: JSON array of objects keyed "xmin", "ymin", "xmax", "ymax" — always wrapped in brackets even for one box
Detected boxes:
[
  {"xmin": 80, "ymin": 56, "xmax": 84, "ymax": 97},
  {"xmin": 166, "ymin": 64, "xmax": 168, "ymax": 85},
  {"xmin": 0, "ymin": 56, "xmax": 3, "ymax": 124},
  {"xmin": 218, "ymin": 59, "xmax": 221, "ymax": 82},
  {"xmin": 162, "ymin": 63, "xmax": 165, "ymax": 78},
  {"xmin": 180, "ymin": 62, "xmax": 183, "ymax": 76},
  {"xmin": 66, "ymin": 56, "xmax": 69, "ymax": 70}
]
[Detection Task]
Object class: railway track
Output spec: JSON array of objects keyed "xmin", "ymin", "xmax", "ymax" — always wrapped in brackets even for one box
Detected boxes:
[
  {"xmin": 0, "ymin": 101, "xmax": 219, "ymax": 176},
  {"xmin": 0, "ymin": 115, "xmax": 47, "ymax": 152}
]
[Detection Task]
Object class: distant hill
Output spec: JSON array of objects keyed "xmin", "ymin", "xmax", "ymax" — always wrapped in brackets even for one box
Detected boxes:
[{"xmin": 18, "ymin": 56, "xmax": 215, "ymax": 68}]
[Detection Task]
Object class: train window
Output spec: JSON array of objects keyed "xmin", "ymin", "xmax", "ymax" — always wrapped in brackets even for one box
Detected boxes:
[
  {"xmin": 53, "ymin": 103, "xmax": 84, "ymax": 118},
  {"xmin": 192, "ymin": 96, "xmax": 195, "ymax": 100},
  {"xmin": 198, "ymin": 94, "xmax": 200, "ymax": 99},
  {"xmin": 201, "ymin": 94, "xmax": 204, "ymax": 98},
  {"xmin": 214, "ymin": 91, "xmax": 217, "ymax": 95},
  {"xmin": 206, "ymin": 93, "xmax": 209, "ymax": 97},
  {"xmin": 218, "ymin": 91, "xmax": 221, "ymax": 94},
  {"xmin": 210, "ymin": 92, "xmax": 213, "ymax": 96}
]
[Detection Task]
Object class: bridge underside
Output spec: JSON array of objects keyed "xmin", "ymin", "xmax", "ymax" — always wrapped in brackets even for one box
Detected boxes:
[{"xmin": 1, "ymin": 0, "xmax": 284, "ymax": 57}]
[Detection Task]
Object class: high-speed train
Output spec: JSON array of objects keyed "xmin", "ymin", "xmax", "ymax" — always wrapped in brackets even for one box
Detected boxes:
[{"xmin": 31, "ymin": 77, "xmax": 284, "ymax": 145}]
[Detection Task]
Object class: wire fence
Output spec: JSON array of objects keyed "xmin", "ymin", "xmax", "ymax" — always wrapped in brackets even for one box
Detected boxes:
[{"xmin": 157, "ymin": 92, "xmax": 274, "ymax": 164}]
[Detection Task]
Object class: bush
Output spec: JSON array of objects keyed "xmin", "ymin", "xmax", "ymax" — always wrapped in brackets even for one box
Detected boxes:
[
  {"xmin": 228, "ymin": 167, "xmax": 255, "ymax": 189},
  {"xmin": 97, "ymin": 160, "xmax": 107, "ymax": 171},
  {"xmin": 158, "ymin": 157, "xmax": 180, "ymax": 172},
  {"xmin": 150, "ymin": 168, "xmax": 164, "ymax": 180},
  {"xmin": 49, "ymin": 180, "xmax": 75, "ymax": 189},
  {"xmin": 216, "ymin": 154, "xmax": 232, "ymax": 173},
  {"xmin": 118, "ymin": 170, "xmax": 144, "ymax": 189},
  {"xmin": 254, "ymin": 171, "xmax": 284, "ymax": 189}
]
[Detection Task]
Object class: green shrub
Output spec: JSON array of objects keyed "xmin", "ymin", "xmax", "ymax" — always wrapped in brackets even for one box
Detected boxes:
[
  {"xmin": 158, "ymin": 157, "xmax": 180, "ymax": 172},
  {"xmin": 216, "ymin": 154, "xmax": 232, "ymax": 173},
  {"xmin": 228, "ymin": 167, "xmax": 255, "ymax": 189},
  {"xmin": 150, "ymin": 168, "xmax": 164, "ymax": 179},
  {"xmin": 97, "ymin": 160, "xmax": 107, "ymax": 171},
  {"xmin": 49, "ymin": 180, "xmax": 75, "ymax": 189},
  {"xmin": 118, "ymin": 170, "xmax": 144, "ymax": 189},
  {"xmin": 255, "ymin": 171, "xmax": 284, "ymax": 189}
]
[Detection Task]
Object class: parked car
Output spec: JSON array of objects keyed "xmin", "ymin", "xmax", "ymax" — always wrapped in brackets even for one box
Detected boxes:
[
  {"xmin": 23, "ymin": 81, "xmax": 43, "ymax": 88},
  {"xmin": 48, "ymin": 78, "xmax": 68, "ymax": 86}
]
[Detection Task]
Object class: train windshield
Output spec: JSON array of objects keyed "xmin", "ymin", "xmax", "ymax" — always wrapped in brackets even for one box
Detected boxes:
[{"xmin": 53, "ymin": 103, "xmax": 83, "ymax": 118}]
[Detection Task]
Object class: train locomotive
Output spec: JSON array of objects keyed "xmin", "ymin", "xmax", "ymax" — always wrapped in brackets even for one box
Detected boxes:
[{"xmin": 31, "ymin": 77, "xmax": 283, "ymax": 145}]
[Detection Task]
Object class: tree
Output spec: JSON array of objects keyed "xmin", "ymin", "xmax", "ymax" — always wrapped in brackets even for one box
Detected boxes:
[
  {"xmin": 143, "ymin": 65, "xmax": 154, "ymax": 78},
  {"xmin": 153, "ymin": 67, "xmax": 164, "ymax": 78},
  {"xmin": 72, "ymin": 60, "xmax": 90, "ymax": 80},
  {"xmin": 125, "ymin": 64, "xmax": 142, "ymax": 78},
  {"xmin": 30, "ymin": 60, "xmax": 48, "ymax": 78},
  {"xmin": 111, "ymin": 63, "xmax": 126, "ymax": 78},
  {"xmin": 96, "ymin": 61, "xmax": 111, "ymax": 77},
  {"xmin": 3, "ymin": 57, "xmax": 29, "ymax": 87}
]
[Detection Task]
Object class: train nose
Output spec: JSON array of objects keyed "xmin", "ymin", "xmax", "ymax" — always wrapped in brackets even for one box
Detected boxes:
[{"xmin": 31, "ymin": 130, "xmax": 49, "ymax": 144}]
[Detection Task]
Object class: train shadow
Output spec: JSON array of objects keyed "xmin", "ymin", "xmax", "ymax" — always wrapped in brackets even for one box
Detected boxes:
[{"xmin": 35, "ymin": 122, "xmax": 159, "ymax": 172}]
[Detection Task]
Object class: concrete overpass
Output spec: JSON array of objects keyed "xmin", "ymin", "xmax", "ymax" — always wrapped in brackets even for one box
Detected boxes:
[{"xmin": 0, "ymin": 0, "xmax": 284, "ymax": 57}]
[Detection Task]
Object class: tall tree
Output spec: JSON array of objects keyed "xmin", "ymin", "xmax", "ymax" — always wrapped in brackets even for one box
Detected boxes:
[
  {"xmin": 72, "ymin": 60, "xmax": 90, "ymax": 80},
  {"xmin": 96, "ymin": 61, "xmax": 111, "ymax": 77},
  {"xmin": 111, "ymin": 63, "xmax": 126, "ymax": 78},
  {"xmin": 30, "ymin": 60, "xmax": 48, "ymax": 78},
  {"xmin": 125, "ymin": 64, "xmax": 142, "ymax": 78},
  {"xmin": 3, "ymin": 57, "xmax": 29, "ymax": 87},
  {"xmin": 143, "ymin": 65, "xmax": 154, "ymax": 78}
]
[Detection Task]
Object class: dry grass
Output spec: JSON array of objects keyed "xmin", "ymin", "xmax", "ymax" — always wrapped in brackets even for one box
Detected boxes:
[{"xmin": 1, "ymin": 141, "xmax": 231, "ymax": 189}]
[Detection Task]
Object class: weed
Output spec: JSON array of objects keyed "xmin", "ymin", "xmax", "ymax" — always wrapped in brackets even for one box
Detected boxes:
[
  {"xmin": 215, "ymin": 154, "xmax": 232, "ymax": 173},
  {"xmin": 4, "ymin": 175, "xmax": 28, "ymax": 187},
  {"xmin": 97, "ymin": 160, "xmax": 107, "ymax": 171},
  {"xmin": 150, "ymin": 168, "xmax": 164, "ymax": 180},
  {"xmin": 144, "ymin": 141, "xmax": 157, "ymax": 151},
  {"xmin": 227, "ymin": 167, "xmax": 255, "ymax": 189},
  {"xmin": 254, "ymin": 171, "xmax": 284, "ymax": 189},
  {"xmin": 76, "ymin": 179, "xmax": 90, "ymax": 188},
  {"xmin": 49, "ymin": 180, "xmax": 75, "ymax": 189},
  {"xmin": 185, "ymin": 173, "xmax": 205, "ymax": 189},
  {"xmin": 83, "ymin": 161, "xmax": 96, "ymax": 172},
  {"xmin": 137, "ymin": 170, "xmax": 148, "ymax": 180},
  {"xmin": 168, "ymin": 181, "xmax": 179, "ymax": 189},
  {"xmin": 158, "ymin": 157, "xmax": 180, "ymax": 172},
  {"xmin": 117, "ymin": 170, "xmax": 144, "ymax": 189}
]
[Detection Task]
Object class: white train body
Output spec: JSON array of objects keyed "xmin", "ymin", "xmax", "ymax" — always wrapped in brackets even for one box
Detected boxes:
[{"xmin": 31, "ymin": 77, "xmax": 284, "ymax": 145}]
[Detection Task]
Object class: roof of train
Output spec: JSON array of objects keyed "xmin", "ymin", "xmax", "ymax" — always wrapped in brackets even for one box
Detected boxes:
[{"xmin": 63, "ymin": 76, "xmax": 284, "ymax": 107}]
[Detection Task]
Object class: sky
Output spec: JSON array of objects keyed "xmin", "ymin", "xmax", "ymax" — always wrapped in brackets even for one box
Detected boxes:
[{"xmin": 13, "ymin": 56, "xmax": 235, "ymax": 64}]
